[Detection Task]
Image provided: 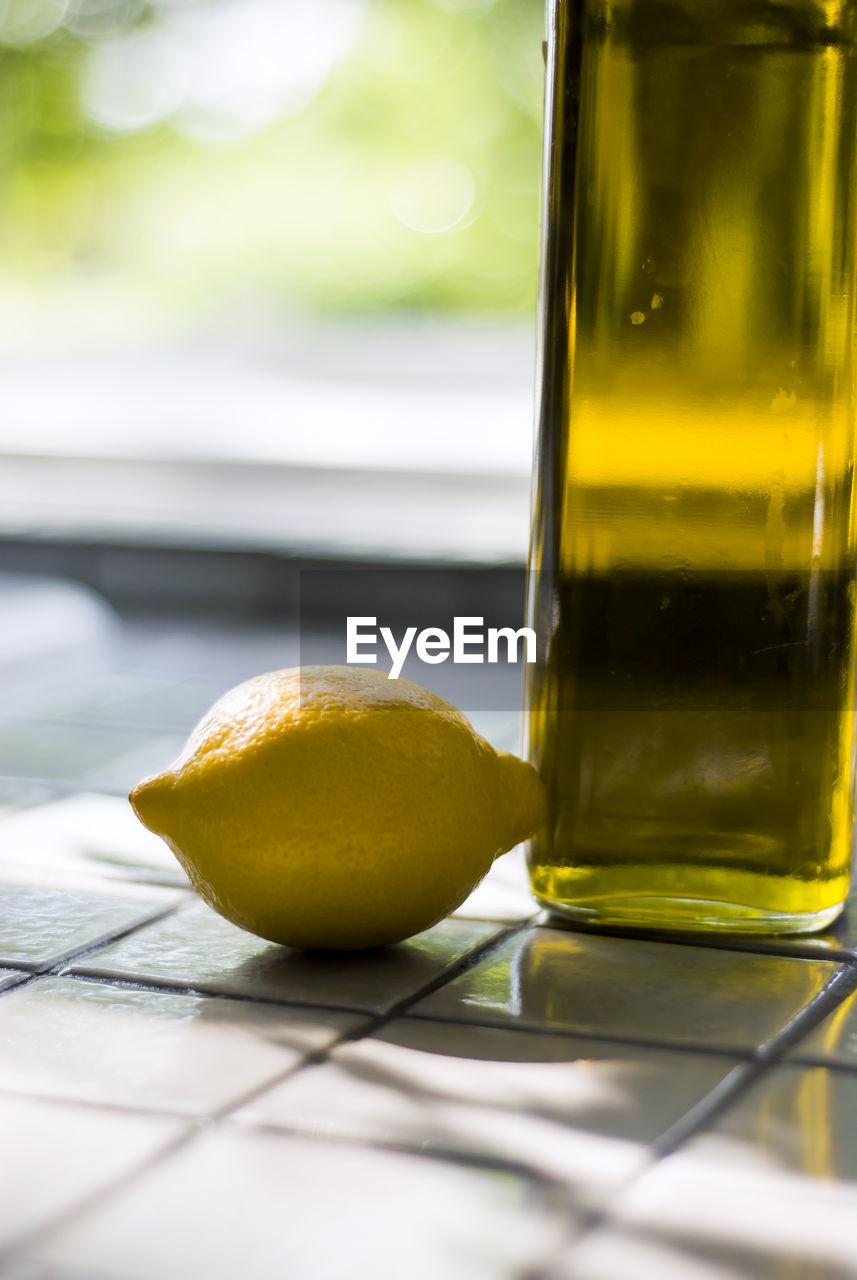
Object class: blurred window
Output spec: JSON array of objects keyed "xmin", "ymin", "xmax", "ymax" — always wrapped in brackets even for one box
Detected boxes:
[{"xmin": 0, "ymin": 0, "xmax": 544, "ymax": 558}]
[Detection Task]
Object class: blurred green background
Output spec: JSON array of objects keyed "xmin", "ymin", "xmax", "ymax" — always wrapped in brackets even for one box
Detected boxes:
[{"xmin": 0, "ymin": 0, "xmax": 544, "ymax": 328}]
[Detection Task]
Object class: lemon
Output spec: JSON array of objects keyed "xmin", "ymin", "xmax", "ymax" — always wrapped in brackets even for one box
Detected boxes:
[{"xmin": 130, "ymin": 665, "xmax": 545, "ymax": 950}]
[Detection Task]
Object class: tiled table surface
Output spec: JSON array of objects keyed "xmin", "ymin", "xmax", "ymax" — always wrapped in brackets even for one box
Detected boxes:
[{"xmin": 0, "ymin": 617, "xmax": 856, "ymax": 1279}]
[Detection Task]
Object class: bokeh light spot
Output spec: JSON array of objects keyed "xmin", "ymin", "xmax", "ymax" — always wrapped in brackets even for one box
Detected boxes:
[
  {"xmin": 83, "ymin": 29, "xmax": 185, "ymax": 132},
  {"xmin": 388, "ymin": 155, "xmax": 476, "ymax": 235},
  {"xmin": 0, "ymin": 0, "xmax": 68, "ymax": 45}
]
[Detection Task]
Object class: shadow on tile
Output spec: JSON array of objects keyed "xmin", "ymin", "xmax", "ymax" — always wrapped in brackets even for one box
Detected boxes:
[
  {"xmin": 70, "ymin": 900, "xmax": 506, "ymax": 1014},
  {"xmin": 235, "ymin": 1016, "xmax": 743, "ymax": 1200}
]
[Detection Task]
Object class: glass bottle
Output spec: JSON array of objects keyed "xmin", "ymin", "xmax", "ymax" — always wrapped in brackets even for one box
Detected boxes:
[{"xmin": 526, "ymin": 0, "xmax": 857, "ymax": 933}]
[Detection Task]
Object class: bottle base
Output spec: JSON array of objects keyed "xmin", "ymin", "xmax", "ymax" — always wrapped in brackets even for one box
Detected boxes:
[{"xmin": 532, "ymin": 893, "xmax": 845, "ymax": 937}]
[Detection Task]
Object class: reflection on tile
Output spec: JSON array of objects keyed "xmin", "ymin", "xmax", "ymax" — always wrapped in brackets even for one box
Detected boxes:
[
  {"xmin": 71, "ymin": 900, "xmax": 505, "ymax": 1014},
  {"xmin": 235, "ymin": 1017, "xmax": 741, "ymax": 1197},
  {"xmin": 0, "ymin": 1093, "xmax": 181, "ymax": 1251},
  {"xmin": 0, "ymin": 794, "xmax": 190, "ymax": 891},
  {"xmin": 411, "ymin": 927, "xmax": 841, "ymax": 1053},
  {"xmin": 23, "ymin": 1127, "xmax": 568, "ymax": 1280},
  {"xmin": 684, "ymin": 888, "xmax": 857, "ymax": 964},
  {"xmin": 582, "ymin": 1073, "xmax": 857, "ymax": 1279},
  {"xmin": 0, "ymin": 977, "xmax": 361, "ymax": 1116},
  {"xmin": 704, "ymin": 1064, "xmax": 857, "ymax": 1182},
  {"xmin": 787, "ymin": 983, "xmax": 857, "ymax": 1068},
  {"xmin": 556, "ymin": 1222, "xmax": 854, "ymax": 1280},
  {"xmin": 0, "ymin": 883, "xmax": 176, "ymax": 972},
  {"xmin": 454, "ymin": 848, "xmax": 538, "ymax": 924}
]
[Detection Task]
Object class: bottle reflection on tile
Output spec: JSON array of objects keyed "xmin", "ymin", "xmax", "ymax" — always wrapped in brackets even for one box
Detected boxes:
[
  {"xmin": 414, "ymin": 926, "xmax": 841, "ymax": 1054},
  {"xmin": 787, "ymin": 985, "xmax": 857, "ymax": 1069},
  {"xmin": 712, "ymin": 1065, "xmax": 857, "ymax": 1184}
]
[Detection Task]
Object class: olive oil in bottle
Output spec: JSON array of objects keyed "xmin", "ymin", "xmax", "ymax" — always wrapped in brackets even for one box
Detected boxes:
[{"xmin": 526, "ymin": 0, "xmax": 857, "ymax": 932}]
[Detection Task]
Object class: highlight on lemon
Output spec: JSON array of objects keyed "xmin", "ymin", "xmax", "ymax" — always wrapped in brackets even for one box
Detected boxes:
[{"xmin": 129, "ymin": 665, "xmax": 546, "ymax": 951}]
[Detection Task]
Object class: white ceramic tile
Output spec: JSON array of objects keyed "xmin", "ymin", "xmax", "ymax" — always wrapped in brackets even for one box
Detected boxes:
[
  {"xmin": 0, "ymin": 794, "xmax": 190, "ymax": 891},
  {"xmin": 0, "ymin": 976, "xmax": 362, "ymax": 1115},
  {"xmin": 23, "ymin": 1126, "xmax": 569, "ymax": 1280},
  {"xmin": 454, "ymin": 847, "xmax": 538, "ymax": 923},
  {"xmin": 555, "ymin": 1222, "xmax": 854, "ymax": 1280},
  {"xmin": 411, "ymin": 927, "xmax": 842, "ymax": 1053},
  {"xmin": 235, "ymin": 1017, "xmax": 742, "ymax": 1199},
  {"xmin": 71, "ymin": 899, "xmax": 505, "ymax": 1014},
  {"xmin": 0, "ymin": 883, "xmax": 176, "ymax": 972},
  {"xmin": 0, "ymin": 1093, "xmax": 181, "ymax": 1251}
]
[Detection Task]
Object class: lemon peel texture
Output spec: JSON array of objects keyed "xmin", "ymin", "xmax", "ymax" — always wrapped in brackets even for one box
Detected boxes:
[{"xmin": 130, "ymin": 665, "xmax": 545, "ymax": 950}]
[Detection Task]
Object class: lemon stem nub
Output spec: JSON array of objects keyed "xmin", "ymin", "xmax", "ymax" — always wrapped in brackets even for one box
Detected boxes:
[
  {"xmin": 495, "ymin": 751, "xmax": 547, "ymax": 854},
  {"xmin": 129, "ymin": 772, "xmax": 175, "ymax": 838}
]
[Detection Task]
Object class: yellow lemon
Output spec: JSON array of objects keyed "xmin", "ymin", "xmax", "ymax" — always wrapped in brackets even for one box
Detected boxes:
[{"xmin": 130, "ymin": 665, "xmax": 545, "ymax": 950}]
